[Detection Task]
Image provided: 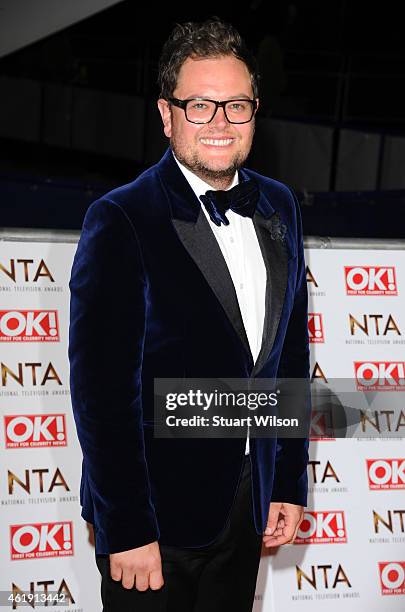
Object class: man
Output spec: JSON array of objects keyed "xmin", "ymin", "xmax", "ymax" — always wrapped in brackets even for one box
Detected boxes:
[{"xmin": 68, "ymin": 17, "xmax": 310, "ymax": 612}]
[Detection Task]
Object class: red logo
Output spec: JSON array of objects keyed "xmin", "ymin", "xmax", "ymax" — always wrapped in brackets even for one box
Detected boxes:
[
  {"xmin": 4, "ymin": 414, "xmax": 67, "ymax": 448},
  {"xmin": 10, "ymin": 521, "xmax": 74, "ymax": 560},
  {"xmin": 295, "ymin": 511, "xmax": 347, "ymax": 544},
  {"xmin": 345, "ymin": 266, "xmax": 397, "ymax": 296},
  {"xmin": 309, "ymin": 409, "xmax": 336, "ymax": 441},
  {"xmin": 367, "ymin": 459, "xmax": 405, "ymax": 490},
  {"xmin": 379, "ymin": 562, "xmax": 405, "ymax": 595},
  {"xmin": 0, "ymin": 310, "xmax": 59, "ymax": 342},
  {"xmin": 308, "ymin": 314, "xmax": 324, "ymax": 343},
  {"xmin": 354, "ymin": 362, "xmax": 405, "ymax": 391}
]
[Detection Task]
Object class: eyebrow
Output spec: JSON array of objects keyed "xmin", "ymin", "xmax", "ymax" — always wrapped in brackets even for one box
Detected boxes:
[{"xmin": 182, "ymin": 94, "xmax": 253, "ymax": 100}]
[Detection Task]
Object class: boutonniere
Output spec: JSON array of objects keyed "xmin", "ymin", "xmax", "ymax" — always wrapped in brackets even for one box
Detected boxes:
[{"xmin": 269, "ymin": 213, "xmax": 287, "ymax": 242}]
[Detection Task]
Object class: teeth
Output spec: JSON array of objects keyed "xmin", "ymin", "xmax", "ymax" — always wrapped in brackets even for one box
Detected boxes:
[{"xmin": 200, "ymin": 138, "xmax": 234, "ymax": 146}]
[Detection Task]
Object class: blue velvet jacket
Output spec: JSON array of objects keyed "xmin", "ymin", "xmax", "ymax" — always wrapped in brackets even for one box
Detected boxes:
[{"xmin": 68, "ymin": 147, "xmax": 310, "ymax": 555}]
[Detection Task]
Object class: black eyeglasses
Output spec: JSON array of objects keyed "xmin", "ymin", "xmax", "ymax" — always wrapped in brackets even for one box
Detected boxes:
[{"xmin": 168, "ymin": 97, "xmax": 257, "ymax": 124}]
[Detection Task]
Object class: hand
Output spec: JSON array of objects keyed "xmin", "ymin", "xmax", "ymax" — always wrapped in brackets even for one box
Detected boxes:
[
  {"xmin": 262, "ymin": 502, "xmax": 304, "ymax": 547},
  {"xmin": 109, "ymin": 541, "xmax": 164, "ymax": 591}
]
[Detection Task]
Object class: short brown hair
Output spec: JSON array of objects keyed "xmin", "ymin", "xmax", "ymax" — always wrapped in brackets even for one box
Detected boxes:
[{"xmin": 158, "ymin": 17, "xmax": 259, "ymax": 100}]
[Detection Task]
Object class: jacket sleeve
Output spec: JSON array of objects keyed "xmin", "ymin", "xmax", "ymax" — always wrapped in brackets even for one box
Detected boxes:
[
  {"xmin": 68, "ymin": 196, "xmax": 159, "ymax": 553},
  {"xmin": 271, "ymin": 188, "xmax": 311, "ymax": 506}
]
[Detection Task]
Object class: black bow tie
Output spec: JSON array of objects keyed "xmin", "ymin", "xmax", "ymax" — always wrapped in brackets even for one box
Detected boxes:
[{"xmin": 199, "ymin": 179, "xmax": 259, "ymax": 227}]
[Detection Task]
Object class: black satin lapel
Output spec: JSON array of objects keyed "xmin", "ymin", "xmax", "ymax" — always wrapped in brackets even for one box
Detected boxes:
[
  {"xmin": 172, "ymin": 209, "xmax": 252, "ymax": 362},
  {"xmin": 252, "ymin": 212, "xmax": 288, "ymax": 376}
]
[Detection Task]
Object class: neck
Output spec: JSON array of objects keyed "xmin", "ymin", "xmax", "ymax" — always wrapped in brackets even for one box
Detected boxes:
[
  {"xmin": 202, "ymin": 175, "xmax": 235, "ymax": 191},
  {"xmin": 191, "ymin": 165, "xmax": 238, "ymax": 191}
]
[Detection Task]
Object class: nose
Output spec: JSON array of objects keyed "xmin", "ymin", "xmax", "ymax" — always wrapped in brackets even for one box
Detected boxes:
[{"xmin": 210, "ymin": 104, "xmax": 229, "ymax": 128}]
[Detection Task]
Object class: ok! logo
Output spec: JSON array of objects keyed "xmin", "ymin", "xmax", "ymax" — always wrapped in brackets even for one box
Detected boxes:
[
  {"xmin": 308, "ymin": 313, "xmax": 324, "ymax": 343},
  {"xmin": 367, "ymin": 459, "xmax": 405, "ymax": 490},
  {"xmin": 10, "ymin": 521, "xmax": 74, "ymax": 560},
  {"xmin": 295, "ymin": 511, "xmax": 347, "ymax": 544},
  {"xmin": 4, "ymin": 414, "xmax": 67, "ymax": 448},
  {"xmin": 344, "ymin": 266, "xmax": 397, "ymax": 296},
  {"xmin": 0, "ymin": 310, "xmax": 59, "ymax": 342},
  {"xmin": 378, "ymin": 562, "xmax": 405, "ymax": 595},
  {"xmin": 354, "ymin": 361, "xmax": 405, "ymax": 391}
]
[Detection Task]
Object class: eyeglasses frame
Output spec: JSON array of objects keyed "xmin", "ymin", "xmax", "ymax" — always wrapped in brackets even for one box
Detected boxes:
[{"xmin": 167, "ymin": 97, "xmax": 258, "ymax": 124}]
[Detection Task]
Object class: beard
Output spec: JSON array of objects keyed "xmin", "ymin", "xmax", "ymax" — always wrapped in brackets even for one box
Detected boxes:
[
  {"xmin": 170, "ymin": 133, "xmax": 253, "ymax": 185},
  {"xmin": 172, "ymin": 145, "xmax": 244, "ymax": 183}
]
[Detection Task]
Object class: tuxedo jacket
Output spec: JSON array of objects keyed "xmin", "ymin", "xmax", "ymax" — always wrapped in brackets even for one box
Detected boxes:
[{"xmin": 68, "ymin": 147, "xmax": 310, "ymax": 555}]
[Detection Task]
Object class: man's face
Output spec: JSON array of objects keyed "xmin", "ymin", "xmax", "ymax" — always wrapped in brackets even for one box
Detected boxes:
[{"xmin": 158, "ymin": 55, "xmax": 258, "ymax": 186}]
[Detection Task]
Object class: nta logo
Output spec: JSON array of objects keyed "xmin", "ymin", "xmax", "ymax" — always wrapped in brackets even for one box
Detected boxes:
[
  {"xmin": 349, "ymin": 314, "xmax": 400, "ymax": 336},
  {"xmin": 0, "ymin": 259, "xmax": 54, "ymax": 283},
  {"xmin": 296, "ymin": 563, "xmax": 351, "ymax": 591}
]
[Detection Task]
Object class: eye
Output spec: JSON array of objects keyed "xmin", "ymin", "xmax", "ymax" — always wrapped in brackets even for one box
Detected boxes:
[
  {"xmin": 228, "ymin": 102, "xmax": 247, "ymax": 112},
  {"xmin": 190, "ymin": 102, "xmax": 209, "ymax": 110}
]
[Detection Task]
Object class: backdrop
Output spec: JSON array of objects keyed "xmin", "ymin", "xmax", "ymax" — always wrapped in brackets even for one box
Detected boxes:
[{"xmin": 0, "ymin": 229, "xmax": 404, "ymax": 611}]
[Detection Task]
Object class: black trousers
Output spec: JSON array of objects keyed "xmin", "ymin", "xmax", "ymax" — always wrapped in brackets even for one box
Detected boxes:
[{"xmin": 95, "ymin": 455, "xmax": 262, "ymax": 612}]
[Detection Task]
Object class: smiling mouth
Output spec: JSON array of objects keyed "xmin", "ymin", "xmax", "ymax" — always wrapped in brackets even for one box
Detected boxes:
[{"xmin": 199, "ymin": 138, "xmax": 235, "ymax": 146}]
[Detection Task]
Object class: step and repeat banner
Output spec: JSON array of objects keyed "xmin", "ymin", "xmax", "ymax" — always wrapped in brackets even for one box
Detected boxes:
[
  {"xmin": 254, "ymin": 246, "xmax": 405, "ymax": 612},
  {"xmin": 0, "ymin": 232, "xmax": 404, "ymax": 611}
]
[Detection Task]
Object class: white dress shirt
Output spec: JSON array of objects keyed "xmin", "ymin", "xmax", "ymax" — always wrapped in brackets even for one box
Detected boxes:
[{"xmin": 173, "ymin": 152, "xmax": 267, "ymax": 454}]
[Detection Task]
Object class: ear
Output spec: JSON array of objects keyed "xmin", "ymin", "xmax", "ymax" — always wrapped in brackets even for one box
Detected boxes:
[
  {"xmin": 157, "ymin": 98, "xmax": 172, "ymax": 138},
  {"xmin": 255, "ymin": 97, "xmax": 260, "ymax": 114}
]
